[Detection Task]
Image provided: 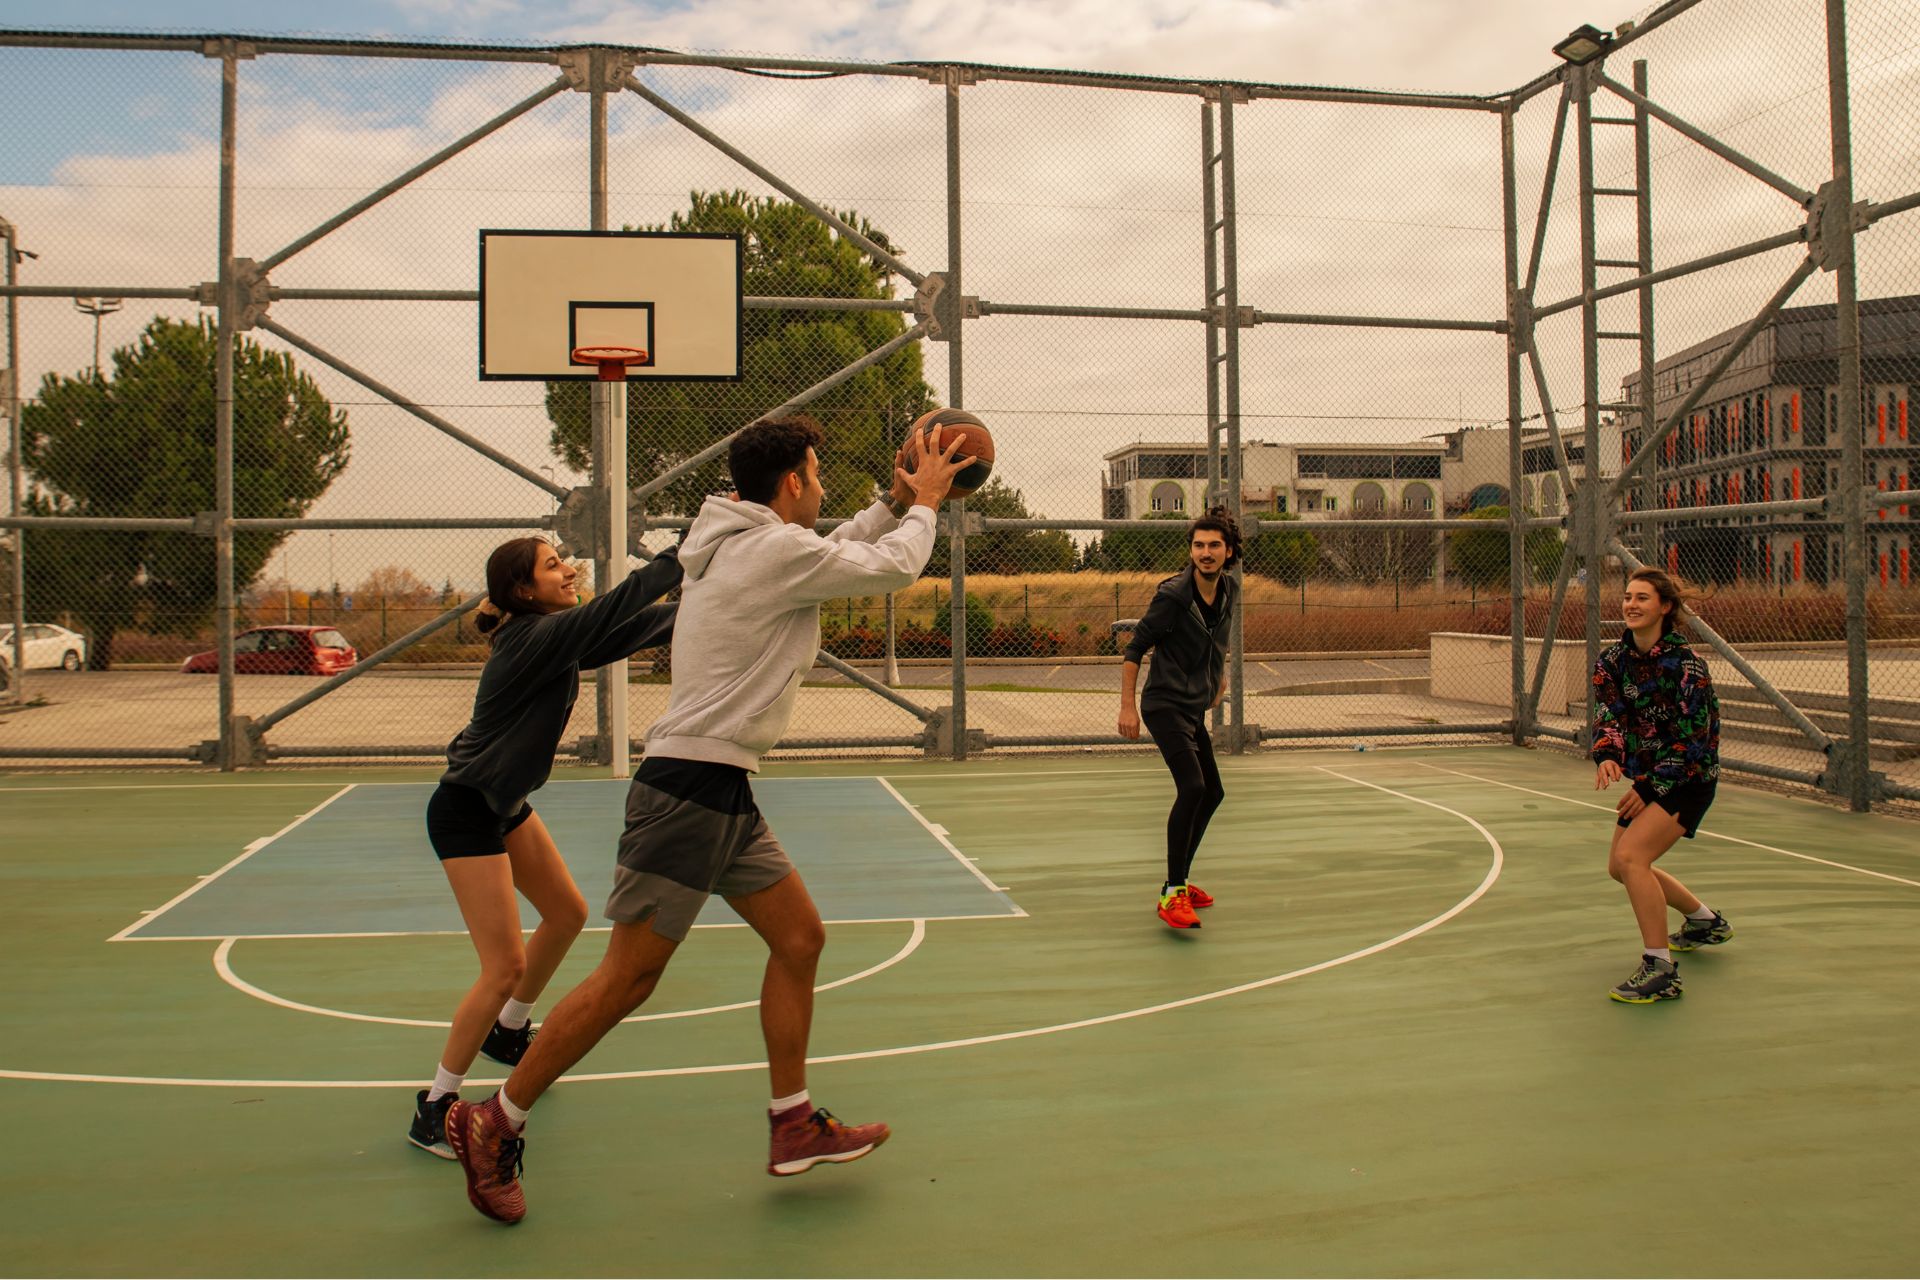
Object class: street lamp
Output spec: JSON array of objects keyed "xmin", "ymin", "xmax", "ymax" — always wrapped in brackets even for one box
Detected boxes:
[
  {"xmin": 73, "ymin": 296, "xmax": 123, "ymax": 378},
  {"xmin": 1552, "ymin": 23, "xmax": 1613, "ymax": 66}
]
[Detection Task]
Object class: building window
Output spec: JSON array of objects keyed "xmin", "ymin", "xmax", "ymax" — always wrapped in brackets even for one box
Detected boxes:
[
  {"xmin": 1325, "ymin": 497, "xmax": 1339, "ymax": 512},
  {"xmin": 1149, "ymin": 482, "xmax": 1186, "ymax": 513},
  {"xmin": 1275, "ymin": 495, "xmax": 1288, "ymax": 514},
  {"xmin": 1402, "ymin": 482, "xmax": 1435, "ymax": 514}
]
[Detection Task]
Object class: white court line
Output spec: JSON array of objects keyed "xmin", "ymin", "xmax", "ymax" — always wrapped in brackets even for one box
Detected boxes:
[
  {"xmin": 4, "ymin": 759, "xmax": 1330, "ymax": 799},
  {"xmin": 0, "ymin": 782, "xmax": 351, "ymax": 794},
  {"xmin": 1412, "ymin": 761, "xmax": 1920, "ymax": 890},
  {"xmin": 106, "ymin": 785, "xmax": 359, "ymax": 942},
  {"xmin": 211, "ymin": 919, "xmax": 929, "ymax": 1028},
  {"xmin": 875, "ymin": 775, "xmax": 1022, "ymax": 902},
  {"xmin": 0, "ymin": 770, "xmax": 1500, "ymax": 1087},
  {"xmin": 123, "ymin": 912, "xmax": 1009, "ymax": 943}
]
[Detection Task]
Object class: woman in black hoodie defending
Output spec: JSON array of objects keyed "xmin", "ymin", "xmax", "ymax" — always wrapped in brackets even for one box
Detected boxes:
[
  {"xmin": 406, "ymin": 537, "xmax": 680, "ymax": 1158},
  {"xmin": 1118, "ymin": 508, "xmax": 1240, "ymax": 931}
]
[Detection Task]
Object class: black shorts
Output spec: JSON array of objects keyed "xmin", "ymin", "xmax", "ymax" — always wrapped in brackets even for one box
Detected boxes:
[
  {"xmin": 426, "ymin": 782, "xmax": 534, "ymax": 860},
  {"xmin": 1618, "ymin": 780, "xmax": 1716, "ymax": 838}
]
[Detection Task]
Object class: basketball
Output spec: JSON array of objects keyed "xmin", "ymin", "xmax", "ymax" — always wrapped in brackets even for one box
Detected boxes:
[{"xmin": 904, "ymin": 408, "xmax": 995, "ymax": 501}]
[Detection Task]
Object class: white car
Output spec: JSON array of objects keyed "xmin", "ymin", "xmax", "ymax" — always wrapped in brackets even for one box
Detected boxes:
[{"xmin": 0, "ymin": 623, "xmax": 89, "ymax": 671}]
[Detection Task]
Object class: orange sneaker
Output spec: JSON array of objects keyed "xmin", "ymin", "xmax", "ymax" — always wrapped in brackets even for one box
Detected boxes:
[
  {"xmin": 1157, "ymin": 887, "xmax": 1201, "ymax": 929},
  {"xmin": 1185, "ymin": 883, "xmax": 1215, "ymax": 909}
]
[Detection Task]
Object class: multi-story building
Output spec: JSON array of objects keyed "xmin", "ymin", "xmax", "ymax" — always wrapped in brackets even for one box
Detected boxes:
[
  {"xmin": 1618, "ymin": 293, "xmax": 1918, "ymax": 587},
  {"xmin": 1101, "ymin": 424, "xmax": 1616, "ymax": 524},
  {"xmin": 1101, "ymin": 440, "xmax": 1443, "ymax": 521}
]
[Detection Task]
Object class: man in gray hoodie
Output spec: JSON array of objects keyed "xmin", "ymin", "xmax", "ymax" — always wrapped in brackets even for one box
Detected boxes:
[{"xmin": 448, "ymin": 414, "xmax": 973, "ymax": 1224}]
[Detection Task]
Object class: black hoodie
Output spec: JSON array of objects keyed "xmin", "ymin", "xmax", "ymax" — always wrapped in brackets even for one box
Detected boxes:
[{"xmin": 1122, "ymin": 563, "xmax": 1237, "ymax": 721}]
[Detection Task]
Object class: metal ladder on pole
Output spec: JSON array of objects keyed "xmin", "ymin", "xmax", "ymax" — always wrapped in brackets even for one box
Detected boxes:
[{"xmin": 1590, "ymin": 59, "xmax": 1660, "ymax": 563}]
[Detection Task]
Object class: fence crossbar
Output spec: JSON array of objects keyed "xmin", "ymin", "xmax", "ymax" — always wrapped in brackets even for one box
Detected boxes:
[
  {"xmin": 250, "ymin": 593, "xmax": 487, "ymax": 735},
  {"xmin": 1609, "ymin": 256, "xmax": 1818, "ymax": 501},
  {"xmin": 1531, "ymin": 226, "xmax": 1806, "ymax": 321},
  {"xmin": 630, "ymin": 321, "xmax": 929, "ymax": 501},
  {"xmin": 1522, "ymin": 540, "xmax": 1578, "ymax": 728},
  {"xmin": 1596, "ymin": 73, "xmax": 1814, "ymax": 206},
  {"xmin": 814, "ymin": 651, "xmax": 935, "ymax": 723},
  {"xmin": 257, "ymin": 75, "xmax": 571, "ymax": 273},
  {"xmin": 1608, "ymin": 537, "xmax": 1832, "ymax": 753},
  {"xmin": 624, "ymin": 75, "xmax": 924, "ymax": 288},
  {"xmin": 255, "ymin": 317, "xmax": 569, "ymax": 498},
  {"xmin": 1524, "ymin": 83, "xmax": 1571, "ymax": 296}
]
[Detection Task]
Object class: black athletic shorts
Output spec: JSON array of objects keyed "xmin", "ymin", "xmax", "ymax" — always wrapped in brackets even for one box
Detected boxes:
[
  {"xmin": 1618, "ymin": 779, "xmax": 1716, "ymax": 838},
  {"xmin": 426, "ymin": 781, "xmax": 534, "ymax": 860}
]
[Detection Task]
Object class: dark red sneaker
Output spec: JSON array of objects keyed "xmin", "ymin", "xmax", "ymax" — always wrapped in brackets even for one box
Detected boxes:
[
  {"xmin": 768, "ymin": 1104, "xmax": 890, "ymax": 1176},
  {"xmin": 1185, "ymin": 883, "xmax": 1215, "ymax": 909},
  {"xmin": 445, "ymin": 1094, "xmax": 527, "ymax": 1224}
]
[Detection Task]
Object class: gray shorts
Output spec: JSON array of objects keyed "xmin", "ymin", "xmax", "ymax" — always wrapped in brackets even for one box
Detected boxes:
[{"xmin": 604, "ymin": 757, "xmax": 794, "ymax": 941}]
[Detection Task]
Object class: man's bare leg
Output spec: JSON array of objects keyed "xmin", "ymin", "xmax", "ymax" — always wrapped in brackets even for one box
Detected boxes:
[
  {"xmin": 725, "ymin": 871, "xmax": 824, "ymax": 1097},
  {"xmin": 727, "ymin": 871, "xmax": 890, "ymax": 1176}
]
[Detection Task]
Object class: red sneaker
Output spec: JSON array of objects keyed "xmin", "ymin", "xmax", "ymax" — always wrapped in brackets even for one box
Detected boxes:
[
  {"xmin": 1157, "ymin": 888, "xmax": 1201, "ymax": 929},
  {"xmin": 768, "ymin": 1104, "xmax": 890, "ymax": 1176},
  {"xmin": 1185, "ymin": 883, "xmax": 1215, "ymax": 909},
  {"xmin": 446, "ymin": 1095, "xmax": 527, "ymax": 1224}
]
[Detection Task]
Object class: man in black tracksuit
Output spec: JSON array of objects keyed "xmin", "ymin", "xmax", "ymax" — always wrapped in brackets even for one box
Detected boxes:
[{"xmin": 1117, "ymin": 509, "xmax": 1239, "ymax": 931}]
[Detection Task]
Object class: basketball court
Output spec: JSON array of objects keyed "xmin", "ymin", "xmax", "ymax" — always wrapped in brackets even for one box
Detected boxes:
[{"xmin": 5, "ymin": 745, "xmax": 1917, "ymax": 1276}]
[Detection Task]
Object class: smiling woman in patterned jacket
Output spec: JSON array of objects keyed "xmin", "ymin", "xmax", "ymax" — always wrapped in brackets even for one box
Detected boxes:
[{"xmin": 1590, "ymin": 567, "xmax": 1734, "ymax": 1005}]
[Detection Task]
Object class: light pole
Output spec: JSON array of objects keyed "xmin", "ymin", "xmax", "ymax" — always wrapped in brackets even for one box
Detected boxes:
[{"xmin": 73, "ymin": 296, "xmax": 122, "ymax": 377}]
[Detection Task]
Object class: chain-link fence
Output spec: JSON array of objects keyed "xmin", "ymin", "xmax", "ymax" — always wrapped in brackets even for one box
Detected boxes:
[{"xmin": 1, "ymin": 3, "xmax": 1916, "ymax": 810}]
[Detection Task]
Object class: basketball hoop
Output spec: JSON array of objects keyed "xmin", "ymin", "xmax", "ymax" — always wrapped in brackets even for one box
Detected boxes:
[{"xmin": 570, "ymin": 345, "xmax": 650, "ymax": 382}]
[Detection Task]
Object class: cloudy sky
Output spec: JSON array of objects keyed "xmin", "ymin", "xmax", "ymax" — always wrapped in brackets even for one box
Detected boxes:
[{"xmin": 2, "ymin": 0, "xmax": 1914, "ymax": 591}]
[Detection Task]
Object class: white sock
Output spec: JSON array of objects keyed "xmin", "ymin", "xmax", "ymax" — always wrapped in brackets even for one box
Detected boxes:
[
  {"xmin": 498, "ymin": 1090, "xmax": 531, "ymax": 1132},
  {"xmin": 1686, "ymin": 904, "xmax": 1717, "ymax": 921},
  {"xmin": 498, "ymin": 997, "xmax": 534, "ymax": 1028},
  {"xmin": 770, "ymin": 1089, "xmax": 811, "ymax": 1116},
  {"xmin": 425, "ymin": 1063, "xmax": 464, "ymax": 1102},
  {"xmin": 1644, "ymin": 947, "xmax": 1673, "ymax": 964}
]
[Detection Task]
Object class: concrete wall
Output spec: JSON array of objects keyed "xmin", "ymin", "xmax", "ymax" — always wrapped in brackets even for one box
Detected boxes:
[{"xmin": 1430, "ymin": 631, "xmax": 1587, "ymax": 713}]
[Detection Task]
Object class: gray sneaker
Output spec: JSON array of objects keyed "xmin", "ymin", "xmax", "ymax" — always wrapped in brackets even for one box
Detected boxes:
[
  {"xmin": 1608, "ymin": 955, "xmax": 1682, "ymax": 1004},
  {"xmin": 1669, "ymin": 911, "xmax": 1733, "ymax": 952}
]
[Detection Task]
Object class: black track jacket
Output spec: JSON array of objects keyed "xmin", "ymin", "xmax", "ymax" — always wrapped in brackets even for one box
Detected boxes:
[{"xmin": 1122, "ymin": 564, "xmax": 1236, "ymax": 722}]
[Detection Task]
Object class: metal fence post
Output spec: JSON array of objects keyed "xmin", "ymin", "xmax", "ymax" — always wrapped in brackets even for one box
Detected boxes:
[
  {"xmin": 1220, "ymin": 87, "xmax": 1247, "ymax": 750},
  {"xmin": 945, "ymin": 69, "xmax": 968, "ymax": 761},
  {"xmin": 214, "ymin": 43, "xmax": 241, "ymax": 770},
  {"xmin": 588, "ymin": 53, "xmax": 629, "ymax": 775},
  {"xmin": 1826, "ymin": 0, "xmax": 1872, "ymax": 811},
  {"xmin": 1, "ymin": 215, "xmax": 25, "ymax": 700},
  {"xmin": 1633, "ymin": 59, "xmax": 1660, "ymax": 570},
  {"xmin": 1575, "ymin": 61, "xmax": 1604, "ymax": 751},
  {"xmin": 1501, "ymin": 107, "xmax": 1526, "ymax": 743}
]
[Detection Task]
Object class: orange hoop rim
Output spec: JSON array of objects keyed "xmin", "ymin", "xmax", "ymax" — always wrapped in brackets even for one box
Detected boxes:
[{"xmin": 570, "ymin": 345, "xmax": 650, "ymax": 380}]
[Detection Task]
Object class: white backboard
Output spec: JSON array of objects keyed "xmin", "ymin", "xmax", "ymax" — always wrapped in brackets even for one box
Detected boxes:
[{"xmin": 479, "ymin": 230, "xmax": 742, "ymax": 381}]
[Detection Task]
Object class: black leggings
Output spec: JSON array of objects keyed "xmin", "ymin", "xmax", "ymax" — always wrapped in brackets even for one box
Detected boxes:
[{"xmin": 1144, "ymin": 708, "xmax": 1225, "ymax": 887}]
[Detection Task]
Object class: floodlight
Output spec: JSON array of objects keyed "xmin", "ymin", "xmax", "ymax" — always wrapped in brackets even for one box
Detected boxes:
[{"xmin": 1553, "ymin": 23, "xmax": 1612, "ymax": 65}]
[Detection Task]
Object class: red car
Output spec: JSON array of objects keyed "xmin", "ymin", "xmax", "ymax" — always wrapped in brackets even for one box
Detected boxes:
[{"xmin": 181, "ymin": 625, "xmax": 358, "ymax": 676}]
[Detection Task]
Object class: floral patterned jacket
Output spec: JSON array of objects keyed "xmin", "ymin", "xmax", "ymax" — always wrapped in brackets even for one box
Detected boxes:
[{"xmin": 1589, "ymin": 628, "xmax": 1720, "ymax": 800}]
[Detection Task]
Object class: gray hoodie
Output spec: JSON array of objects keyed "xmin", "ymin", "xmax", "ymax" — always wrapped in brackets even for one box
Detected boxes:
[{"xmin": 644, "ymin": 495, "xmax": 936, "ymax": 769}]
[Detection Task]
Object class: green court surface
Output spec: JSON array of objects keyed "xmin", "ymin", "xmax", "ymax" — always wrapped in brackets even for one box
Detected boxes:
[{"xmin": 3, "ymin": 746, "xmax": 1917, "ymax": 1277}]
